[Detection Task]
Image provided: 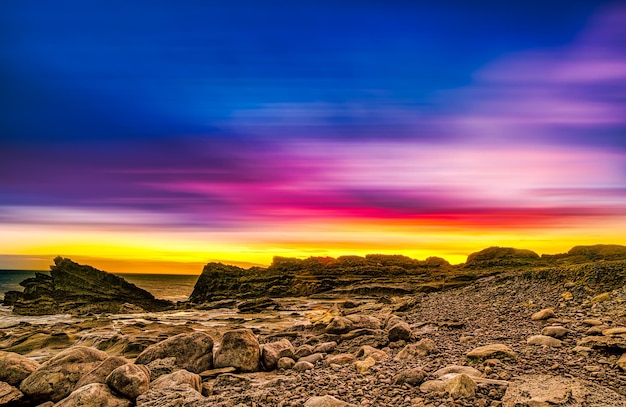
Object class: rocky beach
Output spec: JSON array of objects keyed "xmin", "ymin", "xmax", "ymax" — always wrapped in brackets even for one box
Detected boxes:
[{"xmin": 1, "ymin": 245, "xmax": 626, "ymax": 406}]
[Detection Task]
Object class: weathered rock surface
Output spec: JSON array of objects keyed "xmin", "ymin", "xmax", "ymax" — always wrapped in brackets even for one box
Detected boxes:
[
  {"xmin": 105, "ymin": 364, "xmax": 150, "ymax": 399},
  {"xmin": 74, "ymin": 356, "xmax": 129, "ymax": 389},
  {"xmin": 135, "ymin": 331, "xmax": 214, "ymax": 373},
  {"xmin": 445, "ymin": 374, "xmax": 476, "ymax": 399},
  {"xmin": 304, "ymin": 395, "xmax": 355, "ymax": 407},
  {"xmin": 54, "ymin": 383, "xmax": 132, "ymax": 407},
  {"xmin": 527, "ymin": 334, "xmax": 562, "ymax": 347},
  {"xmin": 0, "ymin": 381, "xmax": 23, "ymax": 405},
  {"xmin": 0, "ymin": 351, "xmax": 40, "ymax": 386},
  {"xmin": 8, "ymin": 257, "xmax": 172, "ymax": 315},
  {"xmin": 395, "ymin": 338, "xmax": 437, "ymax": 361},
  {"xmin": 502, "ymin": 374, "xmax": 625, "ymax": 407},
  {"xmin": 136, "ymin": 370, "xmax": 204, "ymax": 407},
  {"xmin": 262, "ymin": 339, "xmax": 295, "ymax": 370},
  {"xmin": 150, "ymin": 370, "xmax": 202, "ymax": 392},
  {"xmin": 213, "ymin": 329, "xmax": 261, "ymax": 372},
  {"xmin": 531, "ymin": 308, "xmax": 555, "ymax": 321},
  {"xmin": 20, "ymin": 346, "xmax": 108, "ymax": 402},
  {"xmin": 467, "ymin": 344, "xmax": 515, "ymax": 359},
  {"xmin": 541, "ymin": 325, "xmax": 570, "ymax": 338}
]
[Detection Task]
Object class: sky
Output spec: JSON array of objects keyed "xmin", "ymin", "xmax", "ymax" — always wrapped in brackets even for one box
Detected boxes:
[{"xmin": 1, "ymin": 0, "xmax": 625, "ymax": 273}]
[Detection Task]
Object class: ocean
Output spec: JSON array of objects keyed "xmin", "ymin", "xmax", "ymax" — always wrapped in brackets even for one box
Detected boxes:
[{"xmin": 0, "ymin": 270, "xmax": 199, "ymax": 303}]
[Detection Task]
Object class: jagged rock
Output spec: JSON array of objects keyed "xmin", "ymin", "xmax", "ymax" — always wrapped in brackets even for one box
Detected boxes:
[
  {"xmin": 531, "ymin": 308, "xmax": 555, "ymax": 321},
  {"xmin": 20, "ymin": 346, "xmax": 108, "ymax": 402},
  {"xmin": 395, "ymin": 338, "xmax": 437, "ymax": 361},
  {"xmin": 304, "ymin": 395, "xmax": 355, "ymax": 406},
  {"xmin": 144, "ymin": 357, "xmax": 178, "ymax": 380},
  {"xmin": 105, "ymin": 364, "xmax": 150, "ymax": 399},
  {"xmin": 262, "ymin": 339, "xmax": 295, "ymax": 370},
  {"xmin": 465, "ymin": 247, "xmax": 540, "ymax": 268},
  {"xmin": 354, "ymin": 356, "xmax": 375, "ymax": 373},
  {"xmin": 10, "ymin": 257, "xmax": 172, "ymax": 315},
  {"xmin": 0, "ymin": 351, "xmax": 40, "ymax": 386},
  {"xmin": 135, "ymin": 331, "xmax": 214, "ymax": 373},
  {"xmin": 445, "ymin": 374, "xmax": 476, "ymax": 399},
  {"xmin": 467, "ymin": 344, "xmax": 515, "ymax": 359},
  {"xmin": 0, "ymin": 381, "xmax": 23, "ymax": 405},
  {"xmin": 54, "ymin": 383, "xmax": 132, "ymax": 407},
  {"xmin": 527, "ymin": 335, "xmax": 562, "ymax": 347},
  {"xmin": 74, "ymin": 356, "xmax": 129, "ymax": 389},
  {"xmin": 355, "ymin": 345, "xmax": 387, "ymax": 361},
  {"xmin": 213, "ymin": 329, "xmax": 261, "ymax": 372},
  {"xmin": 541, "ymin": 326, "xmax": 570, "ymax": 338},
  {"xmin": 502, "ymin": 374, "xmax": 625, "ymax": 406},
  {"xmin": 393, "ymin": 368, "xmax": 427, "ymax": 385},
  {"xmin": 577, "ymin": 335, "xmax": 626, "ymax": 352}
]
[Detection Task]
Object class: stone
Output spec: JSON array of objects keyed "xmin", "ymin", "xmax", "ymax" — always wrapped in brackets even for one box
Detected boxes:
[
  {"xmin": 10, "ymin": 257, "xmax": 172, "ymax": 315},
  {"xmin": 388, "ymin": 322, "xmax": 412, "ymax": 342},
  {"xmin": 591, "ymin": 292, "xmax": 611, "ymax": 303},
  {"xmin": 433, "ymin": 365, "xmax": 481, "ymax": 378},
  {"xmin": 467, "ymin": 344, "xmax": 515, "ymax": 359},
  {"xmin": 618, "ymin": 354, "xmax": 626, "ymax": 372},
  {"xmin": 135, "ymin": 331, "xmax": 214, "ymax": 374},
  {"xmin": 582, "ymin": 319, "xmax": 603, "ymax": 326},
  {"xmin": 277, "ymin": 357, "xmax": 295, "ymax": 370},
  {"xmin": 74, "ymin": 356, "xmax": 130, "ymax": 389},
  {"xmin": 304, "ymin": 395, "xmax": 355, "ymax": 406},
  {"xmin": 150, "ymin": 370, "xmax": 202, "ymax": 392},
  {"xmin": 384, "ymin": 315, "xmax": 404, "ymax": 329},
  {"xmin": 0, "ymin": 381, "xmax": 23, "ymax": 405},
  {"xmin": 136, "ymin": 384, "xmax": 204, "ymax": 407},
  {"xmin": 293, "ymin": 361, "xmax": 314, "ymax": 371},
  {"xmin": 585, "ymin": 325, "xmax": 609, "ymax": 335},
  {"xmin": 355, "ymin": 345, "xmax": 387, "ymax": 361},
  {"xmin": 603, "ymin": 327, "xmax": 626, "ymax": 336},
  {"xmin": 313, "ymin": 341, "xmax": 337, "ymax": 353},
  {"xmin": 325, "ymin": 315, "xmax": 381, "ymax": 334},
  {"xmin": 199, "ymin": 367, "xmax": 236, "ymax": 379},
  {"xmin": 354, "ymin": 356, "xmax": 375, "ymax": 373},
  {"xmin": 299, "ymin": 353, "xmax": 324, "ymax": 365},
  {"xmin": 502, "ymin": 374, "xmax": 625, "ymax": 407},
  {"xmin": 577, "ymin": 335, "xmax": 626, "ymax": 352},
  {"xmin": 393, "ymin": 368, "xmax": 427, "ymax": 385},
  {"xmin": 105, "ymin": 364, "xmax": 150, "ymax": 399},
  {"xmin": 20, "ymin": 346, "xmax": 108, "ymax": 402},
  {"xmin": 325, "ymin": 353, "xmax": 356, "ymax": 366},
  {"xmin": 527, "ymin": 335, "xmax": 562, "ymax": 347},
  {"xmin": 262, "ymin": 339, "xmax": 295, "ymax": 370},
  {"xmin": 531, "ymin": 308, "xmax": 555, "ymax": 321},
  {"xmin": 237, "ymin": 297, "xmax": 280, "ymax": 313},
  {"xmin": 541, "ymin": 326, "xmax": 570, "ymax": 338},
  {"xmin": 395, "ymin": 338, "xmax": 437, "ymax": 361},
  {"xmin": 294, "ymin": 344, "xmax": 314, "ymax": 359},
  {"xmin": 446, "ymin": 374, "xmax": 477, "ymax": 399},
  {"xmin": 420, "ymin": 380, "xmax": 447, "ymax": 393},
  {"xmin": 144, "ymin": 357, "xmax": 178, "ymax": 380},
  {"xmin": 53, "ymin": 383, "xmax": 131, "ymax": 407},
  {"xmin": 0, "ymin": 351, "xmax": 40, "ymax": 386},
  {"xmin": 213, "ymin": 329, "xmax": 261, "ymax": 372}
]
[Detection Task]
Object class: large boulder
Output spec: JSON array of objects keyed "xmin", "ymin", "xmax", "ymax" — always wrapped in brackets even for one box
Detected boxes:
[
  {"xmin": 54, "ymin": 383, "xmax": 132, "ymax": 407},
  {"xmin": 150, "ymin": 370, "xmax": 202, "ymax": 392},
  {"xmin": 74, "ymin": 357, "xmax": 130, "ymax": 389},
  {"xmin": 20, "ymin": 346, "xmax": 108, "ymax": 402},
  {"xmin": 261, "ymin": 339, "xmax": 295, "ymax": 371},
  {"xmin": 0, "ymin": 351, "xmax": 40, "ymax": 386},
  {"xmin": 214, "ymin": 329, "xmax": 261, "ymax": 372},
  {"xmin": 105, "ymin": 364, "xmax": 150, "ymax": 399},
  {"xmin": 136, "ymin": 371, "xmax": 203, "ymax": 407},
  {"xmin": 135, "ymin": 331, "xmax": 214, "ymax": 373},
  {"xmin": 10, "ymin": 257, "xmax": 173, "ymax": 315}
]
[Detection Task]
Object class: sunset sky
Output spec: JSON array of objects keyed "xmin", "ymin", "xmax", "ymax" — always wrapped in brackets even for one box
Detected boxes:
[{"xmin": 1, "ymin": 1, "xmax": 625, "ymax": 273}]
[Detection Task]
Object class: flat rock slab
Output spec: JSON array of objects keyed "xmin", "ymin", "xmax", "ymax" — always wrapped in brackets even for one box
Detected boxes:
[{"xmin": 502, "ymin": 374, "xmax": 625, "ymax": 407}]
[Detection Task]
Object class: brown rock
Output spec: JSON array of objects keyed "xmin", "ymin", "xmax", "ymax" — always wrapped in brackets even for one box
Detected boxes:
[
  {"xmin": 395, "ymin": 338, "xmax": 437, "ymax": 361},
  {"xmin": 393, "ymin": 368, "xmax": 427, "ymax": 385},
  {"xmin": 313, "ymin": 341, "xmax": 337, "ymax": 354},
  {"xmin": 354, "ymin": 356, "xmax": 375, "ymax": 373},
  {"xmin": 325, "ymin": 353, "xmax": 356, "ymax": 366},
  {"xmin": 277, "ymin": 357, "xmax": 295, "ymax": 370},
  {"xmin": 150, "ymin": 370, "xmax": 202, "ymax": 392},
  {"xmin": 527, "ymin": 335, "xmax": 562, "ymax": 347},
  {"xmin": 388, "ymin": 322, "xmax": 412, "ymax": 342},
  {"xmin": 355, "ymin": 345, "xmax": 387, "ymax": 361},
  {"xmin": 467, "ymin": 344, "xmax": 515, "ymax": 359},
  {"xmin": 446, "ymin": 374, "xmax": 477, "ymax": 399},
  {"xmin": 618, "ymin": 354, "xmax": 626, "ymax": 372},
  {"xmin": 531, "ymin": 308, "xmax": 555, "ymax": 321},
  {"xmin": 213, "ymin": 329, "xmax": 261, "ymax": 372},
  {"xmin": 135, "ymin": 331, "xmax": 213, "ymax": 374},
  {"xmin": 262, "ymin": 339, "xmax": 295, "ymax": 370},
  {"xmin": 433, "ymin": 365, "xmax": 481, "ymax": 378},
  {"xmin": 74, "ymin": 357, "xmax": 129, "ymax": 389},
  {"xmin": 0, "ymin": 381, "xmax": 23, "ymax": 405},
  {"xmin": 105, "ymin": 364, "xmax": 150, "ymax": 399},
  {"xmin": 541, "ymin": 326, "xmax": 570, "ymax": 338},
  {"xmin": 54, "ymin": 383, "xmax": 131, "ymax": 407},
  {"xmin": 293, "ymin": 361, "xmax": 314, "ymax": 371},
  {"xmin": 304, "ymin": 395, "xmax": 355, "ymax": 406},
  {"xmin": 0, "ymin": 351, "xmax": 39, "ymax": 386}
]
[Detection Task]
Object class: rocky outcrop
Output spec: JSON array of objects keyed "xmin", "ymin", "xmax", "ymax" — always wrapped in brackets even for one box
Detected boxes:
[
  {"xmin": 465, "ymin": 247, "xmax": 541, "ymax": 268},
  {"xmin": 6, "ymin": 257, "xmax": 173, "ymax": 315}
]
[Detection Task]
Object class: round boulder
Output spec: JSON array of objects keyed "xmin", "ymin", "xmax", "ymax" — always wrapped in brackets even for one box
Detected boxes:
[
  {"xmin": 74, "ymin": 357, "xmax": 130, "ymax": 389},
  {"xmin": 106, "ymin": 364, "xmax": 150, "ymax": 399},
  {"xmin": 261, "ymin": 339, "xmax": 295, "ymax": 371},
  {"xmin": 213, "ymin": 329, "xmax": 261, "ymax": 372},
  {"xmin": 135, "ymin": 332, "xmax": 213, "ymax": 374}
]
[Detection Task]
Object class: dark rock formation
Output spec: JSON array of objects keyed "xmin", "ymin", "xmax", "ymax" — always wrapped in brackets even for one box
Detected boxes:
[
  {"xmin": 6, "ymin": 257, "xmax": 173, "ymax": 315},
  {"xmin": 465, "ymin": 247, "xmax": 541, "ymax": 269}
]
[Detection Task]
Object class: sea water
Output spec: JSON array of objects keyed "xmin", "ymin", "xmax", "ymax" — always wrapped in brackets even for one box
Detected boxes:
[{"xmin": 0, "ymin": 270, "xmax": 199, "ymax": 303}]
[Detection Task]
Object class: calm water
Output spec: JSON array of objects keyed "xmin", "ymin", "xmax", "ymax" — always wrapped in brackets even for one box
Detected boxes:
[{"xmin": 0, "ymin": 270, "xmax": 199, "ymax": 303}]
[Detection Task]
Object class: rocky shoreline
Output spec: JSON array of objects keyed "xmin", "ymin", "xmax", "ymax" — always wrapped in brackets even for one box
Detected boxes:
[{"xmin": 1, "ymin": 245, "xmax": 626, "ymax": 406}]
